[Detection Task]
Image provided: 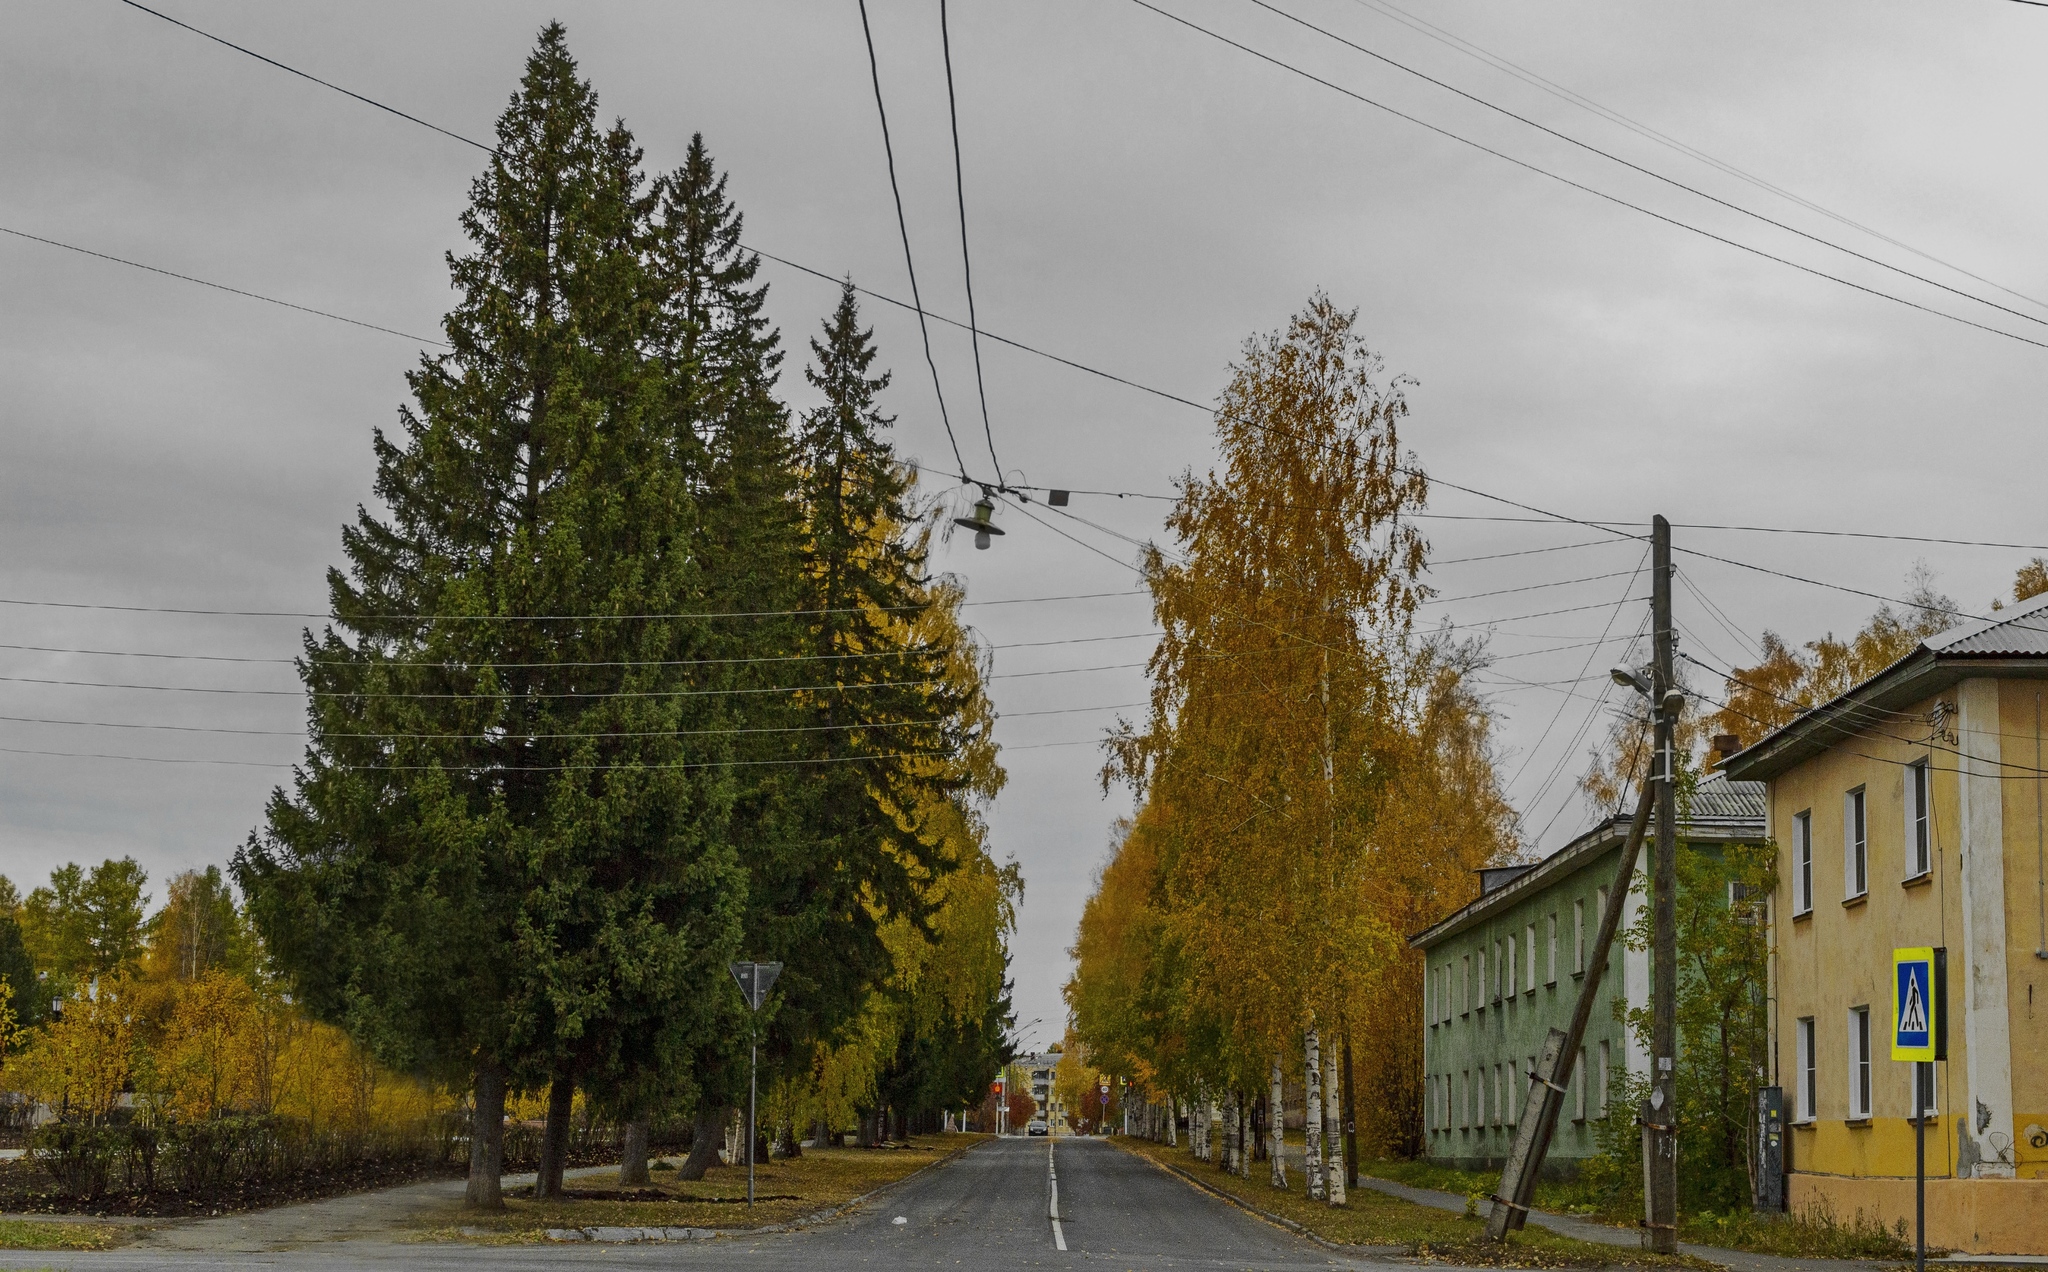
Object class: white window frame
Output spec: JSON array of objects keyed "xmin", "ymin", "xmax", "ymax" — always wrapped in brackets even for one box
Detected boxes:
[
  {"xmin": 1796, "ymin": 1016, "xmax": 1817, "ymax": 1122},
  {"xmin": 1546, "ymin": 914, "xmax": 1558, "ymax": 985},
  {"xmin": 1493, "ymin": 941, "xmax": 1503, "ymax": 1002},
  {"xmin": 1572, "ymin": 1046, "xmax": 1587, "ymax": 1121},
  {"xmin": 1794, "ymin": 810, "xmax": 1814, "ymax": 915},
  {"xmin": 1845, "ymin": 787, "xmax": 1867, "ymax": 899},
  {"xmin": 1849, "ymin": 1006, "xmax": 1872, "ymax": 1119},
  {"xmin": 1461, "ymin": 955, "xmax": 1471, "ymax": 1015},
  {"xmin": 1597, "ymin": 1040, "xmax": 1610, "ymax": 1115},
  {"xmin": 1914, "ymin": 1060, "xmax": 1938, "ymax": 1118},
  {"xmin": 1525, "ymin": 924, "xmax": 1538, "ymax": 992},
  {"xmin": 1506, "ymin": 934, "xmax": 1518, "ymax": 999},
  {"xmin": 1906, "ymin": 760, "xmax": 1932, "ymax": 878},
  {"xmin": 1573, "ymin": 899, "xmax": 1586, "ymax": 973}
]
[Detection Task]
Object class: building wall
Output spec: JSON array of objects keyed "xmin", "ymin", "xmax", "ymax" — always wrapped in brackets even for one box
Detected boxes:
[
  {"xmin": 1769, "ymin": 677, "xmax": 2048, "ymax": 1253},
  {"xmin": 1420, "ymin": 844, "xmax": 1637, "ymax": 1171}
]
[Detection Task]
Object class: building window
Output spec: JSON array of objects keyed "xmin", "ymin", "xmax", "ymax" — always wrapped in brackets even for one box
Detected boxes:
[
  {"xmin": 1794, "ymin": 810, "xmax": 1814, "ymax": 915},
  {"xmin": 1845, "ymin": 787, "xmax": 1867, "ymax": 899},
  {"xmin": 1573, "ymin": 1046, "xmax": 1587, "ymax": 1121},
  {"xmin": 1494, "ymin": 1064, "xmax": 1504, "ymax": 1126},
  {"xmin": 1461, "ymin": 955, "xmax": 1470, "ymax": 1015},
  {"xmin": 1573, "ymin": 899, "xmax": 1586, "ymax": 973},
  {"xmin": 1849, "ymin": 1006, "xmax": 1872, "ymax": 1119},
  {"xmin": 1907, "ymin": 760, "xmax": 1931, "ymax": 878},
  {"xmin": 1525, "ymin": 924, "xmax": 1538, "ymax": 992},
  {"xmin": 1594, "ymin": 888, "xmax": 1609, "ymax": 964},
  {"xmin": 1546, "ymin": 914, "xmax": 1558, "ymax": 985},
  {"xmin": 1597, "ymin": 1041, "xmax": 1610, "ymax": 1115},
  {"xmin": 1506, "ymin": 934, "xmax": 1518, "ymax": 999},
  {"xmin": 1914, "ymin": 1062, "xmax": 1938, "ymax": 1117},
  {"xmin": 1796, "ymin": 1017, "xmax": 1816, "ymax": 1122}
]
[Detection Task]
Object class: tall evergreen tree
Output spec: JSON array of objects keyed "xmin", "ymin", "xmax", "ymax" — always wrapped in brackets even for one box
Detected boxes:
[{"xmin": 236, "ymin": 27, "xmax": 742, "ymax": 1209}]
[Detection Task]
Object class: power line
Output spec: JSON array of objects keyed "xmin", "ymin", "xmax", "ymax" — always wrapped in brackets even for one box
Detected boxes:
[
  {"xmin": 0, "ymin": 225, "xmax": 445, "ymax": 346},
  {"xmin": 0, "ymin": 629, "xmax": 1158, "ymax": 669},
  {"xmin": 0, "ymin": 699, "xmax": 1143, "ymax": 743},
  {"xmin": 1127, "ymin": 0, "xmax": 2048, "ymax": 353},
  {"xmin": 114, "ymin": 0, "xmax": 497, "ymax": 154},
  {"xmin": 1250, "ymin": 0, "xmax": 2048, "ymax": 333},
  {"xmin": 939, "ymin": 0, "xmax": 1003, "ymax": 479},
  {"xmin": 0, "ymin": 587, "xmax": 1146, "ymax": 622},
  {"xmin": 1422, "ymin": 569, "xmax": 1639, "ymax": 607},
  {"xmin": 1338, "ymin": 0, "xmax": 2048, "ymax": 315},
  {"xmin": 858, "ymin": 0, "xmax": 974, "ymax": 484}
]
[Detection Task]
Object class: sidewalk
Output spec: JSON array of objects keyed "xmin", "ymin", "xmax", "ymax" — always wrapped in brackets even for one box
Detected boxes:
[{"xmin": 1352, "ymin": 1175, "xmax": 1902, "ymax": 1272}]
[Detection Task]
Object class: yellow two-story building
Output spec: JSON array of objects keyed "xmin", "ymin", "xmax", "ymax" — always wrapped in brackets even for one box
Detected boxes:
[{"xmin": 1725, "ymin": 596, "xmax": 2048, "ymax": 1254}]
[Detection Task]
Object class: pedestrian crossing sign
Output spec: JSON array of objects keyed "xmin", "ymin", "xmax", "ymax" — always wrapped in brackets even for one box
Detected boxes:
[{"xmin": 1892, "ymin": 947, "xmax": 1935, "ymax": 1061}]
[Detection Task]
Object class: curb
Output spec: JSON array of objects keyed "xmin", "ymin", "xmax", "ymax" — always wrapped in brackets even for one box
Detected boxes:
[
  {"xmin": 537, "ymin": 1137, "xmax": 991, "ymax": 1244},
  {"xmin": 1108, "ymin": 1137, "xmax": 1398, "ymax": 1257}
]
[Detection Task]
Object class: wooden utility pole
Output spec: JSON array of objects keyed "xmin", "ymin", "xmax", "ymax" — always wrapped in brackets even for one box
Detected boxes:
[{"xmin": 1647, "ymin": 514, "xmax": 1679, "ymax": 1253}]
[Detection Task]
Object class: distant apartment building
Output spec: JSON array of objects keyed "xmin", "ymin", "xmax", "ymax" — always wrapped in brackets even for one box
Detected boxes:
[{"xmin": 1410, "ymin": 774, "xmax": 1764, "ymax": 1173}]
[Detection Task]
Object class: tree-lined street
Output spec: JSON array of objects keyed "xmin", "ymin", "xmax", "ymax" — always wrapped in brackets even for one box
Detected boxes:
[{"xmin": 0, "ymin": 1138, "xmax": 1357, "ymax": 1272}]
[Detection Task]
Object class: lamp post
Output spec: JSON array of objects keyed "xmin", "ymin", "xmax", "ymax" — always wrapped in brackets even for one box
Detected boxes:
[{"xmin": 728, "ymin": 961, "xmax": 782, "ymax": 1208}]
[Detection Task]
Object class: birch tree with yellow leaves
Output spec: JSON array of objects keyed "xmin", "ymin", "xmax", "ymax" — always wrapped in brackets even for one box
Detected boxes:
[{"xmin": 1077, "ymin": 294, "xmax": 1516, "ymax": 1180}]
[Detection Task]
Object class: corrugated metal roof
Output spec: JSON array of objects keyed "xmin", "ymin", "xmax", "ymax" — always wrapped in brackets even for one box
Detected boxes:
[
  {"xmin": 1407, "ymin": 773, "xmax": 1764, "ymax": 948},
  {"xmin": 1925, "ymin": 592, "xmax": 2048, "ymax": 656},
  {"xmin": 1690, "ymin": 774, "xmax": 1765, "ymax": 821}
]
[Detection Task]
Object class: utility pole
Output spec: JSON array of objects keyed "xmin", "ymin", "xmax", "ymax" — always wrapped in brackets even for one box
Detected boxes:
[{"xmin": 1647, "ymin": 514, "xmax": 1679, "ymax": 1253}]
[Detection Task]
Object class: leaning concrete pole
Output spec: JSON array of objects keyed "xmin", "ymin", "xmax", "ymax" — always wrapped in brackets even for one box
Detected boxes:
[{"xmin": 1485, "ymin": 777, "xmax": 1656, "ymax": 1241}]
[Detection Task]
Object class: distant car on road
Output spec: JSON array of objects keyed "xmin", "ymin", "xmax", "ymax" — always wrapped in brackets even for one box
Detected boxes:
[{"xmin": 1026, "ymin": 1119, "xmax": 1049, "ymax": 1137}]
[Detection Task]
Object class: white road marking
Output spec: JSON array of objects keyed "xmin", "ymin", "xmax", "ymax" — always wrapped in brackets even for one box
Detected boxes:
[{"xmin": 1049, "ymin": 1137, "xmax": 1067, "ymax": 1251}]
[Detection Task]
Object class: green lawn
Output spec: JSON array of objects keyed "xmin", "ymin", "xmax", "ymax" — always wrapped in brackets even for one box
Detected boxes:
[
  {"xmin": 1113, "ymin": 1139, "xmax": 1710, "ymax": 1268},
  {"xmin": 418, "ymin": 1133, "xmax": 984, "ymax": 1242},
  {"xmin": 0, "ymin": 1218, "xmax": 125, "ymax": 1250},
  {"xmin": 1353, "ymin": 1157, "xmax": 1919, "ymax": 1261}
]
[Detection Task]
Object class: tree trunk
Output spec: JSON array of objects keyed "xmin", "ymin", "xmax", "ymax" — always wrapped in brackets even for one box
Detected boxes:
[
  {"xmin": 618, "ymin": 1118, "xmax": 650, "ymax": 1186},
  {"xmin": 1305, "ymin": 1024, "xmax": 1326, "ymax": 1200},
  {"xmin": 1167, "ymin": 1097, "xmax": 1177, "ymax": 1147},
  {"xmin": 674, "ymin": 1104, "xmax": 728, "ymax": 1181},
  {"xmin": 1324, "ymin": 1047, "xmax": 1346, "ymax": 1205},
  {"xmin": 810, "ymin": 1117, "xmax": 830, "ymax": 1149},
  {"xmin": 778, "ymin": 1120, "xmax": 802, "ymax": 1159},
  {"xmin": 534, "ymin": 1070, "xmax": 574, "ymax": 1198},
  {"xmin": 1269, "ymin": 1057, "xmax": 1288, "ymax": 1188},
  {"xmin": 1342, "ymin": 1031, "xmax": 1358, "ymax": 1191},
  {"xmin": 464, "ymin": 1060, "xmax": 507, "ymax": 1210},
  {"xmin": 856, "ymin": 1109, "xmax": 876, "ymax": 1148}
]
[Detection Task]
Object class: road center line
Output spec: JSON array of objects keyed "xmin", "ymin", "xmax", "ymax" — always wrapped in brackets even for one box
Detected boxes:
[{"xmin": 1049, "ymin": 1137, "xmax": 1066, "ymax": 1251}]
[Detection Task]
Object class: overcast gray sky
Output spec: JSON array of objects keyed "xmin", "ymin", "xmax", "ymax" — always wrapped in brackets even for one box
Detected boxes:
[{"xmin": 2, "ymin": 0, "xmax": 2043, "ymax": 1052}]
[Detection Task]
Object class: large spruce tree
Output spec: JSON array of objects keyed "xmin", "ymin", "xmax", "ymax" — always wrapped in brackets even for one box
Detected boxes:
[{"xmin": 237, "ymin": 27, "xmax": 742, "ymax": 1208}]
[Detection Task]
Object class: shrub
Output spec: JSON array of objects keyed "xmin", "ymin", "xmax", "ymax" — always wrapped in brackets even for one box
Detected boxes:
[{"xmin": 28, "ymin": 1123, "xmax": 123, "ymax": 1201}]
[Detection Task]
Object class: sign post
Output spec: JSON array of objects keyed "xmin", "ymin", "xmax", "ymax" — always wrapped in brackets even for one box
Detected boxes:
[
  {"xmin": 1892, "ymin": 947, "xmax": 1946, "ymax": 1272},
  {"xmin": 728, "ymin": 961, "xmax": 783, "ymax": 1208}
]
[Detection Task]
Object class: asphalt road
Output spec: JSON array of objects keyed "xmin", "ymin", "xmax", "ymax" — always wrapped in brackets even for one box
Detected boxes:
[{"xmin": 0, "ymin": 1136, "xmax": 1369, "ymax": 1271}]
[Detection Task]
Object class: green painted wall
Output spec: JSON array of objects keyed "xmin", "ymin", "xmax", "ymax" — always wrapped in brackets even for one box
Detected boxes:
[{"xmin": 1418, "ymin": 843, "xmax": 1636, "ymax": 1174}]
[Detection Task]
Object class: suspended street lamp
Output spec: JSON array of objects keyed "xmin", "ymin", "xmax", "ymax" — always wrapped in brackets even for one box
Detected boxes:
[{"xmin": 952, "ymin": 486, "xmax": 1005, "ymax": 550}]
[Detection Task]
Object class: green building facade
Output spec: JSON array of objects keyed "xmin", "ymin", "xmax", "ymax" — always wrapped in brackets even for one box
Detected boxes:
[{"xmin": 1409, "ymin": 775, "xmax": 1763, "ymax": 1173}]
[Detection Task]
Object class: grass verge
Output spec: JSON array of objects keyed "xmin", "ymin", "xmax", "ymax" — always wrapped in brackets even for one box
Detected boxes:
[
  {"xmin": 1114, "ymin": 1138, "xmax": 1713, "ymax": 1269},
  {"xmin": 1354, "ymin": 1157, "xmax": 1921, "ymax": 1261},
  {"xmin": 418, "ymin": 1132, "xmax": 985, "ymax": 1242},
  {"xmin": 0, "ymin": 1218, "xmax": 126, "ymax": 1250}
]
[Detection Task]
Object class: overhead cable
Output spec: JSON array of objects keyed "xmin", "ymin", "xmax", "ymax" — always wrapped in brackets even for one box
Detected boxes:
[
  {"xmin": 939, "ymin": 0, "xmax": 1004, "ymax": 478},
  {"xmin": 1127, "ymin": 0, "xmax": 2048, "ymax": 352},
  {"xmin": 1339, "ymin": 0, "xmax": 2048, "ymax": 314},
  {"xmin": 1250, "ymin": 0, "xmax": 2048, "ymax": 332},
  {"xmin": 858, "ymin": 0, "xmax": 975, "ymax": 483}
]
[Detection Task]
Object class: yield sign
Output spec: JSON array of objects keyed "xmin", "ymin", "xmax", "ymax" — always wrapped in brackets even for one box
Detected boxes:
[{"xmin": 729, "ymin": 961, "xmax": 783, "ymax": 1012}]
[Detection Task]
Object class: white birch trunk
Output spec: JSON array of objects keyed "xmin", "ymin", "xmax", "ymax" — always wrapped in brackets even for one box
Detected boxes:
[
  {"xmin": 1238, "ymin": 1092, "xmax": 1252, "ymax": 1178},
  {"xmin": 1212, "ymin": 1089, "xmax": 1228, "ymax": 1171},
  {"xmin": 1208, "ymin": 1091, "xmax": 1223, "ymax": 1166},
  {"xmin": 1268, "ymin": 1057, "xmax": 1288, "ymax": 1188},
  {"xmin": 1324, "ymin": 1048, "xmax": 1346, "ymax": 1205},
  {"xmin": 1167, "ymin": 1097, "xmax": 1178, "ymax": 1146},
  {"xmin": 1305, "ymin": 1025, "xmax": 1326, "ymax": 1200}
]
